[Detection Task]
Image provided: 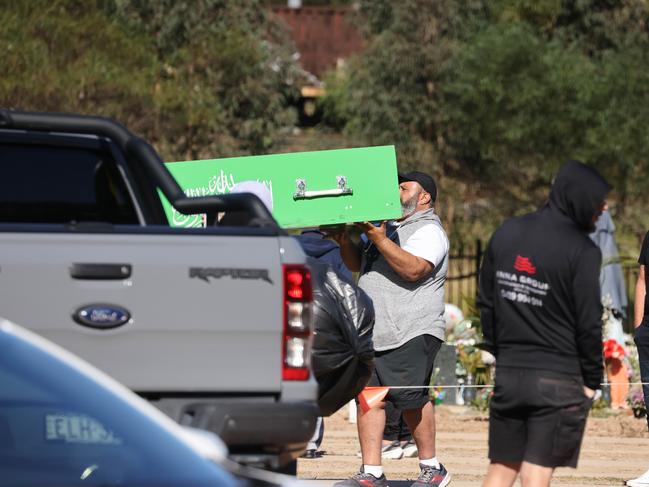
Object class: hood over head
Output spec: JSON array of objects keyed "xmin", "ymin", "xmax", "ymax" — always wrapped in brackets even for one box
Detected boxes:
[
  {"xmin": 549, "ymin": 160, "xmax": 611, "ymax": 232},
  {"xmin": 295, "ymin": 230, "xmax": 339, "ymax": 259}
]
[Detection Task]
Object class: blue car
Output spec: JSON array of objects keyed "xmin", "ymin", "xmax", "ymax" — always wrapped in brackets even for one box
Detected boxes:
[{"xmin": 0, "ymin": 318, "xmax": 305, "ymax": 486}]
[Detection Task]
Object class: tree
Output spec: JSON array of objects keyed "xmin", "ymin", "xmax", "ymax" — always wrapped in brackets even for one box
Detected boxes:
[
  {"xmin": 111, "ymin": 0, "xmax": 303, "ymax": 158},
  {"xmin": 0, "ymin": 0, "xmax": 302, "ymax": 160},
  {"xmin": 321, "ymin": 0, "xmax": 649, "ymax": 239},
  {"xmin": 0, "ymin": 0, "xmax": 157, "ymax": 133}
]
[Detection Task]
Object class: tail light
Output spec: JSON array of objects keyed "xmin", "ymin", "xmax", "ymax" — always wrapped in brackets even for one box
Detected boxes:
[{"xmin": 282, "ymin": 264, "xmax": 313, "ymax": 380}]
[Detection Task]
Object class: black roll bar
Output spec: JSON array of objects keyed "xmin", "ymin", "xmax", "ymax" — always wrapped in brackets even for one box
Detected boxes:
[{"xmin": 0, "ymin": 109, "xmax": 277, "ymax": 227}]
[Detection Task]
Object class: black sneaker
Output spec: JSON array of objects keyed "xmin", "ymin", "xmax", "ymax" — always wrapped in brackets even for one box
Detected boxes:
[
  {"xmin": 410, "ymin": 462, "xmax": 451, "ymax": 487},
  {"xmin": 334, "ymin": 467, "xmax": 390, "ymax": 487}
]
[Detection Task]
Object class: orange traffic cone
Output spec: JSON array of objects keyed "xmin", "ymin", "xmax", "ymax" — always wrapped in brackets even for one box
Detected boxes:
[{"xmin": 358, "ymin": 386, "xmax": 390, "ymax": 413}]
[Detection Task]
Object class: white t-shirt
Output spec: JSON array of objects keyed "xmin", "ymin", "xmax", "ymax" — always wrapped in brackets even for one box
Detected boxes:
[{"xmin": 400, "ymin": 223, "xmax": 449, "ymax": 268}]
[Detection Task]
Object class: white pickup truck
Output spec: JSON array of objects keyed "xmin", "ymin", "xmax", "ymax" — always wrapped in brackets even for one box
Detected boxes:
[{"xmin": 0, "ymin": 109, "xmax": 319, "ymax": 473}]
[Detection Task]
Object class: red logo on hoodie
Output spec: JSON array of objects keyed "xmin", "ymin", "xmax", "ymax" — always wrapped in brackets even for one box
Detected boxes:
[{"xmin": 514, "ymin": 255, "xmax": 537, "ymax": 275}]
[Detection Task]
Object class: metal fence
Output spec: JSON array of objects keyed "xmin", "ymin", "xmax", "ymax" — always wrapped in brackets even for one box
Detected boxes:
[{"xmin": 444, "ymin": 239, "xmax": 483, "ymax": 314}]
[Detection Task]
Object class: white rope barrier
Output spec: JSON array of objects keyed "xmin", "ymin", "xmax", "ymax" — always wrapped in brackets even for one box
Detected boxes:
[
  {"xmin": 347, "ymin": 382, "xmax": 649, "ymax": 423},
  {"xmin": 369, "ymin": 382, "xmax": 649, "ymax": 389}
]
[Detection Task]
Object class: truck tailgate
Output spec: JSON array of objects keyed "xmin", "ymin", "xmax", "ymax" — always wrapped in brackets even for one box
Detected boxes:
[{"xmin": 0, "ymin": 231, "xmax": 284, "ymax": 393}]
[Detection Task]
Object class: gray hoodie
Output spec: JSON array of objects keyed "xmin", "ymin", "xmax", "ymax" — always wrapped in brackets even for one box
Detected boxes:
[{"xmin": 589, "ymin": 210, "xmax": 627, "ymax": 317}]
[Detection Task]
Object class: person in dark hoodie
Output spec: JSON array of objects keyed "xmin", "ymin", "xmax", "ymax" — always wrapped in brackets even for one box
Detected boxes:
[
  {"xmin": 295, "ymin": 229, "xmax": 353, "ymax": 459},
  {"xmin": 296, "ymin": 230, "xmax": 353, "ymax": 282},
  {"xmin": 478, "ymin": 160, "xmax": 610, "ymax": 487}
]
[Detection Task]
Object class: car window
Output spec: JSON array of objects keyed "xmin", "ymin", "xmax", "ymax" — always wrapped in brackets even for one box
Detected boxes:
[
  {"xmin": 0, "ymin": 144, "xmax": 139, "ymax": 224},
  {"xmin": 0, "ymin": 332, "xmax": 236, "ymax": 487}
]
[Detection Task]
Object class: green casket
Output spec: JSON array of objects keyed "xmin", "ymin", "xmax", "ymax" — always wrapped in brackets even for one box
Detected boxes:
[{"xmin": 162, "ymin": 145, "xmax": 402, "ymax": 229}]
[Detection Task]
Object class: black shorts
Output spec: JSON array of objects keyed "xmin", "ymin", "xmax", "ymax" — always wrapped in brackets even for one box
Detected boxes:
[
  {"xmin": 367, "ymin": 334, "xmax": 442, "ymax": 410},
  {"xmin": 489, "ymin": 367, "xmax": 592, "ymax": 468}
]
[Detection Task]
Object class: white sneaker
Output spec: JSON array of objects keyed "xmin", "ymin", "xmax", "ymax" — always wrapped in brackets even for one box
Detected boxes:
[
  {"xmin": 355, "ymin": 440, "xmax": 405, "ymax": 460},
  {"xmin": 401, "ymin": 439, "xmax": 418, "ymax": 458},
  {"xmin": 627, "ymin": 468, "xmax": 649, "ymax": 487},
  {"xmin": 381, "ymin": 440, "xmax": 404, "ymax": 459}
]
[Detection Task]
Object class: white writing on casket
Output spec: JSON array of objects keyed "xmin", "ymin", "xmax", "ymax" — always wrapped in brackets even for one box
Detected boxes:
[{"xmin": 171, "ymin": 171, "xmax": 274, "ymax": 228}]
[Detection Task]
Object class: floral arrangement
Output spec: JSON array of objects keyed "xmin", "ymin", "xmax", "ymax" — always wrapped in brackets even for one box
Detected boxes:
[
  {"xmin": 428, "ymin": 367, "xmax": 446, "ymax": 405},
  {"xmin": 446, "ymin": 311, "xmax": 494, "ymax": 408},
  {"xmin": 451, "ymin": 319, "xmax": 491, "ymax": 385},
  {"xmin": 602, "ymin": 338, "xmax": 625, "ymax": 361},
  {"xmin": 471, "ymin": 387, "xmax": 493, "ymax": 412},
  {"xmin": 600, "ymin": 294, "xmax": 615, "ymax": 339},
  {"xmin": 628, "ymin": 387, "xmax": 647, "ymax": 419},
  {"xmin": 430, "ymin": 386, "xmax": 446, "ymax": 405},
  {"xmin": 625, "ymin": 341, "xmax": 640, "ymax": 381}
]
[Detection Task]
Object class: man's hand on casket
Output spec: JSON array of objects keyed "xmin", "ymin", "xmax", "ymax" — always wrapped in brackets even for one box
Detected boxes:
[
  {"xmin": 328, "ymin": 227, "xmax": 351, "ymax": 247},
  {"xmin": 355, "ymin": 221, "xmax": 387, "ymax": 244},
  {"xmin": 326, "ymin": 225, "xmax": 362, "ymax": 273}
]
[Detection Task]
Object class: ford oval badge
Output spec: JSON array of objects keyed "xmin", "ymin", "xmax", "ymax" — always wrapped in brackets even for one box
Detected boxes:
[{"xmin": 73, "ymin": 304, "xmax": 131, "ymax": 330}]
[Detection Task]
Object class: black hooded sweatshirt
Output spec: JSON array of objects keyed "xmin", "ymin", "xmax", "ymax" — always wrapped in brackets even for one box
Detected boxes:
[{"xmin": 477, "ymin": 160, "xmax": 611, "ymax": 390}]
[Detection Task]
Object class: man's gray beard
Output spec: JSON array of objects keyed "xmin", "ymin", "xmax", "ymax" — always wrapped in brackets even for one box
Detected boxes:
[{"xmin": 401, "ymin": 197, "xmax": 417, "ymax": 217}]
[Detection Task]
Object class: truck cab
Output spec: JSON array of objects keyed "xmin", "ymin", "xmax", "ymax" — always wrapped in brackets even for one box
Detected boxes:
[{"xmin": 0, "ymin": 110, "xmax": 319, "ymax": 472}]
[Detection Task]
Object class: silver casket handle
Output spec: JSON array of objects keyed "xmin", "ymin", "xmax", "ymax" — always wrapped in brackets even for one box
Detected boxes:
[{"xmin": 293, "ymin": 176, "xmax": 354, "ymax": 200}]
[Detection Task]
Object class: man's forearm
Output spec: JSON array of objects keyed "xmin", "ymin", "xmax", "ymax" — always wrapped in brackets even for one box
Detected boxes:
[
  {"xmin": 635, "ymin": 273, "xmax": 646, "ymax": 327},
  {"xmin": 373, "ymin": 236, "xmax": 432, "ymax": 281},
  {"xmin": 338, "ymin": 239, "xmax": 362, "ymax": 273}
]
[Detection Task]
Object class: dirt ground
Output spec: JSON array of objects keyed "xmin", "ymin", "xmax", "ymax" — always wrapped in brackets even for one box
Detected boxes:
[{"xmin": 297, "ymin": 405, "xmax": 649, "ymax": 486}]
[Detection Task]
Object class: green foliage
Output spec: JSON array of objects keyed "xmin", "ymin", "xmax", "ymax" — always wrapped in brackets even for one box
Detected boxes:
[
  {"xmin": 470, "ymin": 387, "xmax": 493, "ymax": 413},
  {"xmin": 1, "ymin": 0, "xmax": 301, "ymax": 160},
  {"xmin": 0, "ymin": 0, "xmax": 156, "ymax": 130},
  {"xmin": 444, "ymin": 24, "xmax": 584, "ymax": 171},
  {"xmin": 320, "ymin": 0, "xmax": 649, "ymax": 240},
  {"xmin": 324, "ymin": 0, "xmax": 472, "ymax": 172},
  {"xmin": 6, "ymin": 0, "xmax": 649, "ymax": 241}
]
